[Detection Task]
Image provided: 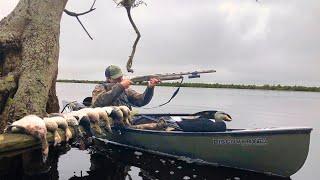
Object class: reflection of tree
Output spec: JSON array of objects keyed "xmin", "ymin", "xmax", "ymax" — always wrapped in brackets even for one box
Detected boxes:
[
  {"xmin": 0, "ymin": 142, "xmax": 293, "ymax": 180},
  {"xmin": 69, "ymin": 153, "xmax": 132, "ymax": 180},
  {"xmin": 92, "ymin": 141, "xmax": 292, "ymax": 180},
  {"xmin": 0, "ymin": 144, "xmax": 70, "ymax": 180},
  {"xmin": 0, "ymin": 155, "xmax": 23, "ymax": 180}
]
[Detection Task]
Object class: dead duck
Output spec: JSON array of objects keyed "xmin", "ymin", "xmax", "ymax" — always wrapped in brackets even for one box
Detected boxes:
[
  {"xmin": 78, "ymin": 116, "xmax": 94, "ymax": 137},
  {"xmin": 47, "ymin": 113, "xmax": 64, "ymax": 118},
  {"xmin": 78, "ymin": 108, "xmax": 98, "ymax": 123},
  {"xmin": 49, "ymin": 116, "xmax": 72, "ymax": 142},
  {"xmin": 101, "ymin": 106, "xmax": 114, "ymax": 115},
  {"xmin": 213, "ymin": 111, "xmax": 232, "ymax": 122},
  {"xmin": 62, "ymin": 114, "xmax": 79, "ymax": 127},
  {"xmin": 62, "ymin": 113, "xmax": 82, "ymax": 138},
  {"xmin": 92, "ymin": 107, "xmax": 112, "ymax": 133},
  {"xmin": 118, "ymin": 106, "xmax": 131, "ymax": 126},
  {"xmin": 77, "ymin": 115, "xmax": 95, "ymax": 149},
  {"xmin": 6, "ymin": 115, "xmax": 49, "ymax": 162},
  {"xmin": 47, "ymin": 112, "xmax": 79, "ymax": 126},
  {"xmin": 68, "ymin": 111, "xmax": 87, "ymax": 122},
  {"xmin": 109, "ymin": 106, "xmax": 125, "ymax": 127},
  {"xmin": 61, "ymin": 111, "xmax": 94, "ymax": 147},
  {"xmin": 177, "ymin": 111, "xmax": 232, "ymax": 132},
  {"xmin": 43, "ymin": 117, "xmax": 62, "ymax": 146},
  {"xmin": 79, "ymin": 108, "xmax": 112, "ymax": 133},
  {"xmin": 80, "ymin": 108, "xmax": 103, "ymax": 133}
]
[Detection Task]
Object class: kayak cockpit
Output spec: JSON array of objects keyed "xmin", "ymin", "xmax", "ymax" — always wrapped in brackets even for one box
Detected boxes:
[{"xmin": 120, "ymin": 126, "xmax": 312, "ymax": 136}]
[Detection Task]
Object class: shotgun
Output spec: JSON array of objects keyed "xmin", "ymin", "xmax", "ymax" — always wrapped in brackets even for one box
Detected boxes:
[{"xmin": 130, "ymin": 69, "xmax": 216, "ymax": 83}]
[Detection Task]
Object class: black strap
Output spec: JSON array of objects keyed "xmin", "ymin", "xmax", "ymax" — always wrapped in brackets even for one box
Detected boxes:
[
  {"xmin": 83, "ymin": 97, "xmax": 92, "ymax": 106},
  {"xmin": 78, "ymin": 78, "xmax": 184, "ymax": 110},
  {"xmin": 142, "ymin": 77, "xmax": 184, "ymax": 109},
  {"xmin": 60, "ymin": 101, "xmax": 77, "ymax": 113}
]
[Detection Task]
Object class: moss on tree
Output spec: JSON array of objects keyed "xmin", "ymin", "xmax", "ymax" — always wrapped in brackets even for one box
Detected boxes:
[{"xmin": 0, "ymin": 0, "xmax": 68, "ymax": 132}]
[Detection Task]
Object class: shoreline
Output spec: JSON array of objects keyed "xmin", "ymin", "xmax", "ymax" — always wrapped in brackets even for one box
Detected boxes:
[{"xmin": 57, "ymin": 79, "xmax": 320, "ymax": 92}]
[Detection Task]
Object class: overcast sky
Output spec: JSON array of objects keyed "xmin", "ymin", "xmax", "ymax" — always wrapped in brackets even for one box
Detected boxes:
[{"xmin": 1, "ymin": 0, "xmax": 319, "ymax": 86}]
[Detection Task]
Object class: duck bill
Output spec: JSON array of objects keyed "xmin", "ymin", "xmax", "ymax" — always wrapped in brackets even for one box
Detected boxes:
[
  {"xmin": 66, "ymin": 128, "xmax": 73, "ymax": 142},
  {"xmin": 223, "ymin": 115, "xmax": 232, "ymax": 122},
  {"xmin": 105, "ymin": 124, "xmax": 113, "ymax": 133},
  {"xmin": 40, "ymin": 136, "xmax": 49, "ymax": 163}
]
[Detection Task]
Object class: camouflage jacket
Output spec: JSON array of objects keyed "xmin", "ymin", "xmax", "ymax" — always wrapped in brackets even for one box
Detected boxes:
[{"xmin": 91, "ymin": 82, "xmax": 154, "ymax": 109}]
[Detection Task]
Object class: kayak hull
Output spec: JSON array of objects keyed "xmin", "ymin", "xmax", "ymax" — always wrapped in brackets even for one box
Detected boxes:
[{"xmin": 94, "ymin": 127, "xmax": 312, "ymax": 177}]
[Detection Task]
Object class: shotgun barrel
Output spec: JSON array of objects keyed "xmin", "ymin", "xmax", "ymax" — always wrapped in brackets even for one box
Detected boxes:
[{"xmin": 130, "ymin": 69, "xmax": 216, "ymax": 83}]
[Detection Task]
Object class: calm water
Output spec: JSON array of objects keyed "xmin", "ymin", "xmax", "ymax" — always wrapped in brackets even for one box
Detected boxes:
[{"xmin": 1, "ymin": 83, "xmax": 319, "ymax": 179}]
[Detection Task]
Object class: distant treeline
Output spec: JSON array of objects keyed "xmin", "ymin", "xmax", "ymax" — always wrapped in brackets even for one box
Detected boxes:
[{"xmin": 57, "ymin": 79, "xmax": 320, "ymax": 92}]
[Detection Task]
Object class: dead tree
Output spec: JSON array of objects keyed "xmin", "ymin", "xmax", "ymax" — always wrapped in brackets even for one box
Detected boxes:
[
  {"xmin": 0, "ymin": 0, "xmax": 144, "ymax": 133},
  {"xmin": 0, "ymin": 0, "xmax": 72, "ymax": 132},
  {"xmin": 114, "ymin": 0, "xmax": 145, "ymax": 73},
  {"xmin": 0, "ymin": 0, "xmax": 142, "ymax": 133},
  {"xmin": 0, "ymin": 0, "xmax": 97, "ymax": 132}
]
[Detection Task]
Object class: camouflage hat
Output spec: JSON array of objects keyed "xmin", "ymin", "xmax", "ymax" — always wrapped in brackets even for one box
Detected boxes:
[{"xmin": 105, "ymin": 65, "xmax": 123, "ymax": 79}]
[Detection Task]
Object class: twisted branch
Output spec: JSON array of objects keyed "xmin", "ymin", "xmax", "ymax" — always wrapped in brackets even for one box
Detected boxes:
[
  {"xmin": 113, "ymin": 0, "xmax": 146, "ymax": 73},
  {"xmin": 64, "ymin": 0, "xmax": 97, "ymax": 40},
  {"xmin": 125, "ymin": 7, "xmax": 141, "ymax": 73}
]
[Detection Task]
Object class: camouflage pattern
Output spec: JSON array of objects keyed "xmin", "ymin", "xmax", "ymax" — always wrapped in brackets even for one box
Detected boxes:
[
  {"xmin": 104, "ymin": 65, "xmax": 123, "ymax": 79},
  {"xmin": 91, "ymin": 82, "xmax": 154, "ymax": 109}
]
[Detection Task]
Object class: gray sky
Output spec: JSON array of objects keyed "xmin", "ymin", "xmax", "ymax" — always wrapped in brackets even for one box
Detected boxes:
[{"xmin": 1, "ymin": 0, "xmax": 319, "ymax": 86}]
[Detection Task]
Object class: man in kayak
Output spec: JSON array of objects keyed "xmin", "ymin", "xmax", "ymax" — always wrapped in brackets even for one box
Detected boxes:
[
  {"xmin": 91, "ymin": 65, "xmax": 168, "ymax": 130},
  {"xmin": 91, "ymin": 65, "xmax": 160, "ymax": 109}
]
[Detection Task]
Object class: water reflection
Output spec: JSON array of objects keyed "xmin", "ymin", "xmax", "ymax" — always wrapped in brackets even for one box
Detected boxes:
[
  {"xmin": 0, "ymin": 145, "xmax": 70, "ymax": 180},
  {"xmin": 1, "ymin": 143, "xmax": 292, "ymax": 180},
  {"xmin": 85, "ymin": 142, "xmax": 291, "ymax": 180},
  {"xmin": 69, "ymin": 154, "xmax": 131, "ymax": 180}
]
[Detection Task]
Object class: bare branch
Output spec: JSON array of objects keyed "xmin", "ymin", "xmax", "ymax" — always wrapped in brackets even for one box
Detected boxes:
[
  {"xmin": 113, "ymin": 0, "xmax": 146, "ymax": 73},
  {"xmin": 132, "ymin": 1, "xmax": 147, "ymax": 8},
  {"xmin": 64, "ymin": 0, "xmax": 97, "ymax": 40},
  {"xmin": 125, "ymin": 7, "xmax": 141, "ymax": 73},
  {"xmin": 63, "ymin": 8, "xmax": 96, "ymax": 17},
  {"xmin": 114, "ymin": 0, "xmax": 146, "ymax": 8}
]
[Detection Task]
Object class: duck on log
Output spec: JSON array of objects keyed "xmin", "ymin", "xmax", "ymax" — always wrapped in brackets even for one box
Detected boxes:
[{"xmin": 0, "ymin": 106, "xmax": 120, "ymax": 159}]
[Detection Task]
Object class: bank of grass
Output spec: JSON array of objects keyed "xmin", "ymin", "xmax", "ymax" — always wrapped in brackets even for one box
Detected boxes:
[{"xmin": 57, "ymin": 79, "xmax": 320, "ymax": 92}]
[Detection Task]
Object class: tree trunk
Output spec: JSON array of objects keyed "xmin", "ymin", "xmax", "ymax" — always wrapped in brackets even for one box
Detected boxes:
[{"xmin": 0, "ymin": 0, "xmax": 68, "ymax": 132}]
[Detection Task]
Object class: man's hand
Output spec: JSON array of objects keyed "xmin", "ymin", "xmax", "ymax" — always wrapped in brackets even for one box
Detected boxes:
[
  {"xmin": 148, "ymin": 78, "xmax": 161, "ymax": 88},
  {"xmin": 120, "ymin": 79, "xmax": 133, "ymax": 89}
]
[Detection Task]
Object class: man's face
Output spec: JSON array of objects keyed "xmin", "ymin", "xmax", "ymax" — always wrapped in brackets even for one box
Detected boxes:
[{"xmin": 108, "ymin": 76, "xmax": 123, "ymax": 83}]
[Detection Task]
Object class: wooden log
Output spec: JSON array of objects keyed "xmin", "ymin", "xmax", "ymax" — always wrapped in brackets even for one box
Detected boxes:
[
  {"xmin": 0, "ymin": 123, "xmax": 109, "ymax": 159},
  {"xmin": 0, "ymin": 106, "xmax": 129, "ymax": 158},
  {"xmin": 0, "ymin": 128, "xmax": 75, "ymax": 158}
]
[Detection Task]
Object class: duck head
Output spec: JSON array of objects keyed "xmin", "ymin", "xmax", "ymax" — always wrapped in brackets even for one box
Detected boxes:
[
  {"xmin": 79, "ymin": 116, "xmax": 94, "ymax": 137},
  {"xmin": 65, "ymin": 116, "xmax": 79, "ymax": 126},
  {"xmin": 33, "ymin": 129, "xmax": 49, "ymax": 163},
  {"xmin": 214, "ymin": 111, "xmax": 232, "ymax": 122}
]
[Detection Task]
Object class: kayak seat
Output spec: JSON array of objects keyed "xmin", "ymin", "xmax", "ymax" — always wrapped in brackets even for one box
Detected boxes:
[
  {"xmin": 131, "ymin": 116, "xmax": 226, "ymax": 132},
  {"xmin": 131, "ymin": 116, "xmax": 157, "ymax": 125},
  {"xmin": 176, "ymin": 118, "xmax": 226, "ymax": 132}
]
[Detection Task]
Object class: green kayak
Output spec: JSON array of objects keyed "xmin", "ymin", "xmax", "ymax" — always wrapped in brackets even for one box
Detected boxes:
[{"xmin": 93, "ymin": 123, "xmax": 312, "ymax": 177}]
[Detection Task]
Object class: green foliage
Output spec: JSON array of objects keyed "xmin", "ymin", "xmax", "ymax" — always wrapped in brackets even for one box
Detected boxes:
[
  {"xmin": 56, "ymin": 79, "xmax": 320, "ymax": 92},
  {"xmin": 57, "ymin": 79, "xmax": 103, "ymax": 84},
  {"xmin": 4, "ymin": 75, "xmax": 14, "ymax": 82}
]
